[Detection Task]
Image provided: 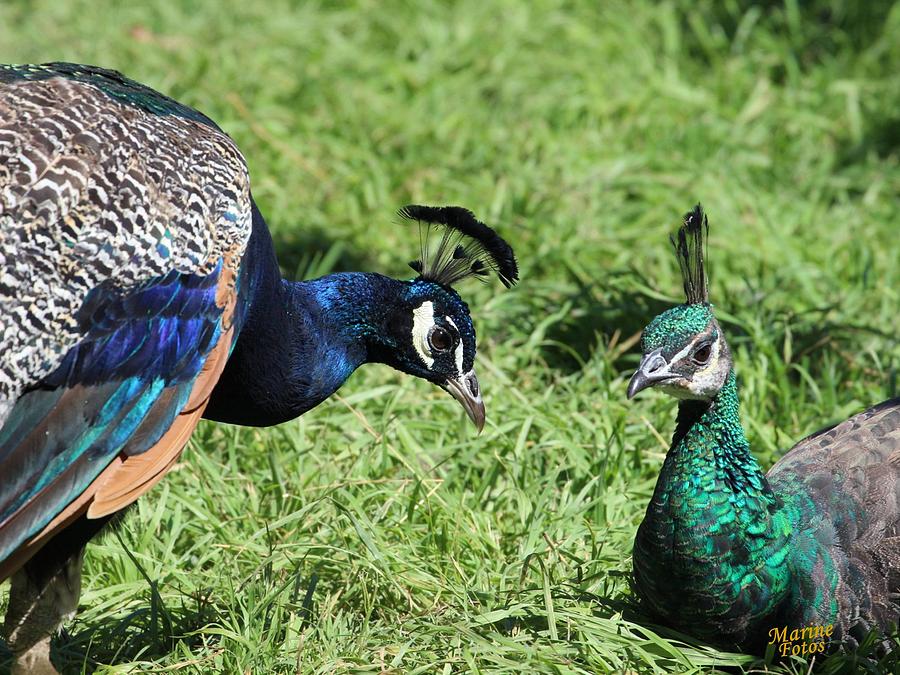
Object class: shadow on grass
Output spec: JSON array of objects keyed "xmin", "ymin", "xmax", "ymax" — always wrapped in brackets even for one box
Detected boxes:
[
  {"xmin": 536, "ymin": 270, "xmax": 673, "ymax": 375},
  {"xmin": 477, "ymin": 576, "xmax": 753, "ymax": 672},
  {"xmin": 0, "ymin": 595, "xmax": 215, "ymax": 675},
  {"xmin": 271, "ymin": 228, "xmax": 376, "ymax": 283},
  {"xmin": 682, "ymin": 0, "xmax": 896, "ymax": 69},
  {"xmin": 836, "ymin": 111, "xmax": 900, "ymax": 173},
  {"xmin": 46, "ymin": 589, "xmax": 218, "ymax": 674}
]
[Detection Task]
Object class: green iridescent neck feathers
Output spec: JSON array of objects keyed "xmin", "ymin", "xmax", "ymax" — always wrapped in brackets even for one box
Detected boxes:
[{"xmin": 628, "ymin": 205, "xmax": 900, "ymax": 654}]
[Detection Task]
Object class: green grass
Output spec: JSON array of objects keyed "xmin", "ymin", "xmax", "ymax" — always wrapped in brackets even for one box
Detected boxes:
[{"xmin": 2, "ymin": 0, "xmax": 900, "ymax": 672}]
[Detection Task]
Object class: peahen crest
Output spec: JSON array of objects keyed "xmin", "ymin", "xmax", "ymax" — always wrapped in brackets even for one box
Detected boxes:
[
  {"xmin": 670, "ymin": 204, "xmax": 709, "ymax": 305},
  {"xmin": 399, "ymin": 205, "xmax": 519, "ymax": 289}
]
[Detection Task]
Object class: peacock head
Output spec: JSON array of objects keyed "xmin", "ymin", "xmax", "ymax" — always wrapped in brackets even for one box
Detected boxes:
[
  {"xmin": 627, "ymin": 205, "xmax": 732, "ymax": 402},
  {"xmin": 374, "ymin": 205, "xmax": 518, "ymax": 432}
]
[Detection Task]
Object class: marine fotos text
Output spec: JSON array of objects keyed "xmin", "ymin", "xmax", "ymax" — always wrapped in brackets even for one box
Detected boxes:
[{"xmin": 768, "ymin": 624, "xmax": 834, "ymax": 657}]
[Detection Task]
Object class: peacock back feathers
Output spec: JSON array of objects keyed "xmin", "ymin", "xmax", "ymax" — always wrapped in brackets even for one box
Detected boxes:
[
  {"xmin": 769, "ymin": 399, "xmax": 900, "ymax": 645},
  {"xmin": 0, "ymin": 62, "xmax": 253, "ymax": 576},
  {"xmin": 0, "ymin": 63, "xmax": 216, "ymax": 126}
]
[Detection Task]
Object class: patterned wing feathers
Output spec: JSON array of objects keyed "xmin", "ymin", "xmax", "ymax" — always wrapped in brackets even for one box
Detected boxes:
[
  {"xmin": 0, "ymin": 319, "xmax": 236, "ymax": 581},
  {"xmin": 0, "ymin": 73, "xmax": 251, "ymax": 424},
  {"xmin": 0, "ymin": 65, "xmax": 250, "ymax": 578},
  {"xmin": 770, "ymin": 399, "xmax": 900, "ymax": 479}
]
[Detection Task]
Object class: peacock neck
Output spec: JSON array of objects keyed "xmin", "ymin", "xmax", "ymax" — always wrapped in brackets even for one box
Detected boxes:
[
  {"xmin": 634, "ymin": 370, "xmax": 793, "ymax": 644},
  {"xmin": 204, "ymin": 202, "xmax": 405, "ymax": 426},
  {"xmin": 668, "ymin": 371, "xmax": 767, "ymax": 494}
]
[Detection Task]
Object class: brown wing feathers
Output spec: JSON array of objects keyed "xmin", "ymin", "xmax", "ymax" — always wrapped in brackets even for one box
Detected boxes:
[
  {"xmin": 87, "ymin": 324, "xmax": 234, "ymax": 517},
  {"xmin": 0, "ymin": 268, "xmax": 239, "ymax": 582}
]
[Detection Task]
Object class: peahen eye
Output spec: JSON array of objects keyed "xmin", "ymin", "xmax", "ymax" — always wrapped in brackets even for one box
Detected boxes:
[
  {"xmin": 692, "ymin": 342, "xmax": 712, "ymax": 365},
  {"xmin": 428, "ymin": 326, "xmax": 452, "ymax": 352}
]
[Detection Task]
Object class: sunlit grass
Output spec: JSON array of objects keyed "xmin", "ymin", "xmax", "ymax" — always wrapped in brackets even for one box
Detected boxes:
[{"xmin": 1, "ymin": 0, "xmax": 899, "ymax": 672}]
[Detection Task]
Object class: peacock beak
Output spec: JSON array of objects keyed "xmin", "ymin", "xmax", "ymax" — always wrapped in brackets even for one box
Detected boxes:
[
  {"xmin": 627, "ymin": 349, "xmax": 676, "ymax": 399},
  {"xmin": 442, "ymin": 369, "xmax": 485, "ymax": 433}
]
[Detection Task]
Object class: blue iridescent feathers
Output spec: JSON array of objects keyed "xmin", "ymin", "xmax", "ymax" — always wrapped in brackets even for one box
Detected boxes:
[
  {"xmin": 0, "ymin": 62, "xmax": 252, "ymax": 573},
  {"xmin": 0, "ymin": 265, "xmax": 233, "ymax": 565},
  {"xmin": 0, "ymin": 61, "xmax": 521, "ymax": 675}
]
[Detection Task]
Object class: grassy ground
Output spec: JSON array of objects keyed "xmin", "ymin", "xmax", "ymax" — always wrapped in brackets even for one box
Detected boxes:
[{"xmin": 2, "ymin": 0, "xmax": 899, "ymax": 672}]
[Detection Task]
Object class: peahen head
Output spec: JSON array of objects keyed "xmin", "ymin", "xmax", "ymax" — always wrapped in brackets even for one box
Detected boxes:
[
  {"xmin": 366, "ymin": 205, "xmax": 518, "ymax": 431},
  {"xmin": 627, "ymin": 205, "xmax": 732, "ymax": 401}
]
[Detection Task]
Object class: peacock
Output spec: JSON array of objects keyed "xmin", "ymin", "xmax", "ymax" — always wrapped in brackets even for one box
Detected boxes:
[
  {"xmin": 627, "ymin": 205, "xmax": 900, "ymax": 656},
  {"xmin": 0, "ymin": 62, "xmax": 518, "ymax": 674}
]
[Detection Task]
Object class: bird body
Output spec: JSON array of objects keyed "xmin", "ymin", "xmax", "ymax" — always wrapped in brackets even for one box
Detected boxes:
[
  {"xmin": 628, "ymin": 206, "xmax": 900, "ymax": 653},
  {"xmin": 633, "ymin": 369, "xmax": 794, "ymax": 646},
  {"xmin": 0, "ymin": 63, "xmax": 252, "ymax": 578},
  {"xmin": 0, "ymin": 62, "xmax": 517, "ymax": 673},
  {"xmin": 0, "ymin": 63, "xmax": 250, "ymax": 425}
]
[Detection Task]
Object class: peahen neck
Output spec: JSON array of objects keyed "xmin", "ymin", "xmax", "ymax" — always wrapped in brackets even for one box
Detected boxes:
[
  {"xmin": 634, "ymin": 371, "xmax": 793, "ymax": 644},
  {"xmin": 204, "ymin": 203, "xmax": 406, "ymax": 427}
]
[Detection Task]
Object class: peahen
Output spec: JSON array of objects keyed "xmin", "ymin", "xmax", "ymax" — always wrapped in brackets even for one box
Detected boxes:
[
  {"xmin": 0, "ymin": 62, "xmax": 518, "ymax": 674},
  {"xmin": 626, "ymin": 205, "xmax": 900, "ymax": 655}
]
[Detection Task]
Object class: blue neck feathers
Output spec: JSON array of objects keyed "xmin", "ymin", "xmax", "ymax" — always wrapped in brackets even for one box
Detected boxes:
[{"xmin": 204, "ymin": 203, "xmax": 407, "ymax": 426}]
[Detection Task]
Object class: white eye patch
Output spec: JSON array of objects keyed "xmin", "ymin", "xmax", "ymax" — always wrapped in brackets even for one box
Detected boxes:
[
  {"xmin": 445, "ymin": 316, "xmax": 464, "ymax": 376},
  {"xmin": 412, "ymin": 301, "xmax": 435, "ymax": 368},
  {"xmin": 685, "ymin": 336, "xmax": 727, "ymax": 399},
  {"xmin": 657, "ymin": 331, "xmax": 726, "ymax": 401}
]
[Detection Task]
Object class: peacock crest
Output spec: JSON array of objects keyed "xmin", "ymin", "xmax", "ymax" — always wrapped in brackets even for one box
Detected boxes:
[
  {"xmin": 399, "ymin": 205, "xmax": 519, "ymax": 289},
  {"xmin": 671, "ymin": 203, "xmax": 709, "ymax": 305},
  {"xmin": 639, "ymin": 205, "xmax": 714, "ymax": 353}
]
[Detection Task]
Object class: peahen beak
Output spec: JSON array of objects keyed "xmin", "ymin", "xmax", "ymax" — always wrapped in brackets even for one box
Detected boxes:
[
  {"xmin": 442, "ymin": 369, "xmax": 486, "ymax": 433},
  {"xmin": 627, "ymin": 349, "xmax": 676, "ymax": 399}
]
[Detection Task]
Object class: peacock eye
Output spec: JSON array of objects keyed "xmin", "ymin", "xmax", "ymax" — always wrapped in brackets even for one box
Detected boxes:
[
  {"xmin": 692, "ymin": 342, "xmax": 712, "ymax": 365},
  {"xmin": 428, "ymin": 325, "xmax": 452, "ymax": 352}
]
